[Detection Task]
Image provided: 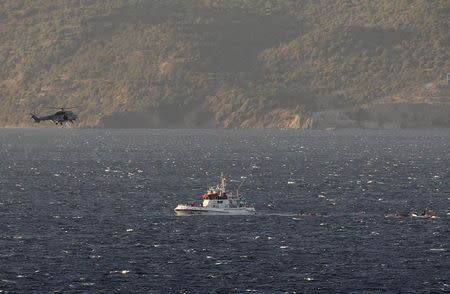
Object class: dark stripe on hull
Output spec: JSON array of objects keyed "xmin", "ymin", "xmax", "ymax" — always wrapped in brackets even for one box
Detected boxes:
[{"xmin": 174, "ymin": 209, "xmax": 228, "ymax": 214}]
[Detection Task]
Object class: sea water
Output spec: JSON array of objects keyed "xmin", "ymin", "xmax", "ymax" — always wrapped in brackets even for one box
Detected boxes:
[{"xmin": 0, "ymin": 129, "xmax": 448, "ymax": 292}]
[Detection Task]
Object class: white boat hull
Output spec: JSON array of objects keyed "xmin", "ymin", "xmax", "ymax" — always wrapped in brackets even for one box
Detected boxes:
[{"xmin": 174, "ymin": 205, "xmax": 256, "ymax": 216}]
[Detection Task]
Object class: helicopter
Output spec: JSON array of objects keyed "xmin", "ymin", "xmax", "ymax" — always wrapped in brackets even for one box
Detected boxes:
[{"xmin": 30, "ymin": 107, "xmax": 78, "ymax": 126}]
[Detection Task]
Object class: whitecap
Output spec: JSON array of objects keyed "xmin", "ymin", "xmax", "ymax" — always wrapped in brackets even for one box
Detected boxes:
[
  {"xmin": 0, "ymin": 254, "xmax": 14, "ymax": 258},
  {"xmin": 109, "ymin": 270, "xmax": 129, "ymax": 275}
]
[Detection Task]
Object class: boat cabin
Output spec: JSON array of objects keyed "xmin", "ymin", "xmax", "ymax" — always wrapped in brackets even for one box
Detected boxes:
[{"xmin": 202, "ymin": 191, "xmax": 227, "ymax": 200}]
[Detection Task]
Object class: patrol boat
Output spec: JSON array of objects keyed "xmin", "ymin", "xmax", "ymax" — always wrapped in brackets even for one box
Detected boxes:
[{"xmin": 174, "ymin": 173, "xmax": 256, "ymax": 215}]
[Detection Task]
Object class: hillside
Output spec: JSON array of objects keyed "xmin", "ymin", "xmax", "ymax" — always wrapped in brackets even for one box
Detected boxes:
[{"xmin": 0, "ymin": 0, "xmax": 449, "ymax": 128}]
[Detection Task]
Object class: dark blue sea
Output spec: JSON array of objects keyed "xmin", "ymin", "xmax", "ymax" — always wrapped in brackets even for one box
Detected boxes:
[{"xmin": 0, "ymin": 129, "xmax": 449, "ymax": 293}]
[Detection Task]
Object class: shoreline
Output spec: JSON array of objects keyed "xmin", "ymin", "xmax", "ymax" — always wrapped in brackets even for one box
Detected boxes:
[{"xmin": 1, "ymin": 126, "xmax": 449, "ymax": 131}]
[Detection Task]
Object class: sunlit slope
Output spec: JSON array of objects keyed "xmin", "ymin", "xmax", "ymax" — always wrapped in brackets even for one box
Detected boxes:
[{"xmin": 0, "ymin": 0, "xmax": 448, "ymax": 128}]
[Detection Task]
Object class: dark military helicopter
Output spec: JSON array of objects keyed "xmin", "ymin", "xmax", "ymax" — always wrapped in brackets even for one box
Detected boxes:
[{"xmin": 30, "ymin": 107, "xmax": 78, "ymax": 126}]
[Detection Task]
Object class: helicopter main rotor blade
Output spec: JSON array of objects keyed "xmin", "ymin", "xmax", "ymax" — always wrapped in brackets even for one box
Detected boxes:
[
  {"xmin": 43, "ymin": 106, "xmax": 80, "ymax": 110},
  {"xmin": 43, "ymin": 107, "xmax": 63, "ymax": 109}
]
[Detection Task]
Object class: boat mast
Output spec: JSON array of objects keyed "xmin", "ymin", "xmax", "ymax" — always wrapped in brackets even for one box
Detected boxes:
[{"xmin": 220, "ymin": 172, "xmax": 226, "ymax": 193}]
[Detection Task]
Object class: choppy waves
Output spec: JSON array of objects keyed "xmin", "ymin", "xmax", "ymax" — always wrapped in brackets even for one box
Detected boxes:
[{"xmin": 0, "ymin": 129, "xmax": 449, "ymax": 292}]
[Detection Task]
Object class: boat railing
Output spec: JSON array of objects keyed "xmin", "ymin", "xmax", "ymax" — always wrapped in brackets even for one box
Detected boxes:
[{"xmin": 187, "ymin": 201, "xmax": 203, "ymax": 207}]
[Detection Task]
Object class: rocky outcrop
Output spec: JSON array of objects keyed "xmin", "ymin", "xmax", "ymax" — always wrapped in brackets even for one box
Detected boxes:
[{"xmin": 239, "ymin": 108, "xmax": 313, "ymax": 129}]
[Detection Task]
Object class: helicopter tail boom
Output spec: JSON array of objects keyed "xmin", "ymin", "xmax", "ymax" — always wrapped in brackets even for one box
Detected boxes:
[
  {"xmin": 30, "ymin": 113, "xmax": 54, "ymax": 123},
  {"xmin": 30, "ymin": 113, "xmax": 42, "ymax": 123}
]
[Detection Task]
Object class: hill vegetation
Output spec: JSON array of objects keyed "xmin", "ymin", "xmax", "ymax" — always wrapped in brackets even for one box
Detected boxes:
[{"xmin": 0, "ymin": 0, "xmax": 449, "ymax": 128}]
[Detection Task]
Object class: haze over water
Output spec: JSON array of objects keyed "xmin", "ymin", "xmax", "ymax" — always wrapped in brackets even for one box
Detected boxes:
[{"xmin": 0, "ymin": 129, "xmax": 449, "ymax": 292}]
